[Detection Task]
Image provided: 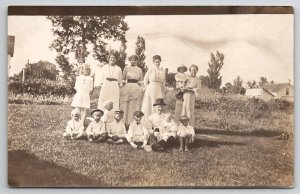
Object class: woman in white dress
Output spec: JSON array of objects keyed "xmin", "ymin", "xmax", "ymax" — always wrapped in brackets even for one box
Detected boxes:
[
  {"xmin": 141, "ymin": 55, "xmax": 166, "ymax": 122},
  {"xmin": 120, "ymin": 54, "xmax": 143, "ymax": 126},
  {"xmin": 98, "ymin": 53, "xmax": 123, "ymax": 111}
]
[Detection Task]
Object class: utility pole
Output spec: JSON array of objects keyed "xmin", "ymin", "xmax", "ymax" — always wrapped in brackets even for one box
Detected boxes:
[{"xmin": 22, "ymin": 60, "xmax": 29, "ymax": 83}]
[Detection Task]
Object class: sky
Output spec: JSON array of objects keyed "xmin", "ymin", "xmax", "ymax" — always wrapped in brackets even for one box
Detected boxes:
[{"xmin": 8, "ymin": 14, "xmax": 294, "ymax": 86}]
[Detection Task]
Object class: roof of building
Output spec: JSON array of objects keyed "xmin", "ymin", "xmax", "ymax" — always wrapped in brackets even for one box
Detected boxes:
[
  {"xmin": 8, "ymin": 36, "xmax": 15, "ymax": 57},
  {"xmin": 262, "ymin": 83, "xmax": 293, "ymax": 93}
]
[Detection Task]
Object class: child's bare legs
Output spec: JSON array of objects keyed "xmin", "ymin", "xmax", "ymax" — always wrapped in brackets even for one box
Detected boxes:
[
  {"xmin": 184, "ymin": 137, "xmax": 190, "ymax": 151},
  {"xmin": 179, "ymin": 136, "xmax": 184, "ymax": 151},
  {"xmin": 94, "ymin": 132, "xmax": 108, "ymax": 142}
]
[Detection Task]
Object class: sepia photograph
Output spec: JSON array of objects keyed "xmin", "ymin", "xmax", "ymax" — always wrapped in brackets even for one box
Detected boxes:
[{"xmin": 7, "ymin": 6, "xmax": 294, "ymax": 187}]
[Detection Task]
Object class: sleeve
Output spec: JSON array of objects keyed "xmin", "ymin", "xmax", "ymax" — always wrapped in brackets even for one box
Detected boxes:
[
  {"xmin": 102, "ymin": 111, "xmax": 108, "ymax": 122},
  {"xmin": 143, "ymin": 69, "xmax": 151, "ymax": 87},
  {"xmin": 85, "ymin": 122, "xmax": 93, "ymax": 134},
  {"xmin": 127, "ymin": 124, "xmax": 134, "ymax": 137},
  {"xmin": 118, "ymin": 67, "xmax": 122, "ymax": 85},
  {"xmin": 143, "ymin": 127, "xmax": 149, "ymax": 138},
  {"xmin": 190, "ymin": 126, "xmax": 195, "ymax": 140},
  {"xmin": 99, "ymin": 67, "xmax": 105, "ymax": 86},
  {"xmin": 65, "ymin": 121, "xmax": 73, "ymax": 134},
  {"xmin": 122, "ymin": 67, "xmax": 127, "ymax": 82},
  {"xmin": 74, "ymin": 76, "xmax": 80, "ymax": 91}
]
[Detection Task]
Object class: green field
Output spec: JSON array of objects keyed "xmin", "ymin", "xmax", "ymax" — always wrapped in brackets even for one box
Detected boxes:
[{"xmin": 8, "ymin": 103, "xmax": 293, "ymax": 187}]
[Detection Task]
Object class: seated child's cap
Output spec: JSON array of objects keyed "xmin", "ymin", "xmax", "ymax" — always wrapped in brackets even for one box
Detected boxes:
[
  {"xmin": 177, "ymin": 64, "xmax": 188, "ymax": 73},
  {"xmin": 71, "ymin": 109, "xmax": 81, "ymax": 116},
  {"xmin": 153, "ymin": 98, "xmax": 167, "ymax": 106},
  {"xmin": 91, "ymin": 109, "xmax": 104, "ymax": 116},
  {"xmin": 179, "ymin": 115, "xmax": 189, "ymax": 121},
  {"xmin": 133, "ymin": 111, "xmax": 144, "ymax": 117},
  {"xmin": 104, "ymin": 100, "xmax": 113, "ymax": 108}
]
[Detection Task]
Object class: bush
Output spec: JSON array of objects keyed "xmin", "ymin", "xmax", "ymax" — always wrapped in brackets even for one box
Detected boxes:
[
  {"xmin": 8, "ymin": 80, "xmax": 76, "ymax": 97},
  {"xmin": 8, "ymin": 93, "xmax": 72, "ymax": 105}
]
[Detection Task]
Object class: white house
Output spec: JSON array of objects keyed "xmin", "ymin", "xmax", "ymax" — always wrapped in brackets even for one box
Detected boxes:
[
  {"xmin": 246, "ymin": 82, "xmax": 294, "ymax": 101},
  {"xmin": 245, "ymin": 88, "xmax": 275, "ymax": 100}
]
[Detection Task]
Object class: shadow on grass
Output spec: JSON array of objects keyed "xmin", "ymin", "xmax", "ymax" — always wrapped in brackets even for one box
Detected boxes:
[
  {"xmin": 196, "ymin": 128, "xmax": 283, "ymax": 137},
  {"xmin": 8, "ymin": 150, "xmax": 107, "ymax": 187},
  {"xmin": 190, "ymin": 138, "xmax": 246, "ymax": 149}
]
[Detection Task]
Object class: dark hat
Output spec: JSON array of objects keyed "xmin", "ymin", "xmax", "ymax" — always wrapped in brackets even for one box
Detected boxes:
[
  {"xmin": 177, "ymin": 64, "xmax": 188, "ymax": 73},
  {"xmin": 115, "ymin": 109, "xmax": 124, "ymax": 115},
  {"xmin": 91, "ymin": 109, "xmax": 104, "ymax": 116},
  {"xmin": 153, "ymin": 98, "xmax": 167, "ymax": 106},
  {"xmin": 179, "ymin": 115, "xmax": 190, "ymax": 121},
  {"xmin": 133, "ymin": 111, "xmax": 144, "ymax": 117},
  {"xmin": 153, "ymin": 55, "xmax": 161, "ymax": 61}
]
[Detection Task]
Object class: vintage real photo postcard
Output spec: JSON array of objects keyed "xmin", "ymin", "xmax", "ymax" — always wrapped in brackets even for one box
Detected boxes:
[{"xmin": 7, "ymin": 6, "xmax": 294, "ymax": 187}]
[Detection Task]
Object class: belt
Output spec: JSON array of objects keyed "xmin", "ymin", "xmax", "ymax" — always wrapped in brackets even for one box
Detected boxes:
[
  {"xmin": 106, "ymin": 78, "xmax": 117, "ymax": 81},
  {"xmin": 127, "ymin": 79, "xmax": 138, "ymax": 83}
]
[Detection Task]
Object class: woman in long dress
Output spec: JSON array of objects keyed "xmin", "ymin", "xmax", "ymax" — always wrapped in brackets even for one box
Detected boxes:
[
  {"xmin": 141, "ymin": 55, "xmax": 166, "ymax": 122},
  {"xmin": 98, "ymin": 53, "xmax": 122, "ymax": 111},
  {"xmin": 174, "ymin": 64, "xmax": 201, "ymax": 127},
  {"xmin": 120, "ymin": 54, "xmax": 143, "ymax": 126}
]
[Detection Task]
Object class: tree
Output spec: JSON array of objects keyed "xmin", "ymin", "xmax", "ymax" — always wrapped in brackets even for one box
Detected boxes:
[
  {"xmin": 206, "ymin": 51, "xmax": 224, "ymax": 90},
  {"xmin": 258, "ymin": 76, "xmax": 269, "ymax": 87},
  {"xmin": 232, "ymin": 75, "xmax": 246, "ymax": 95},
  {"xmin": 247, "ymin": 80, "xmax": 258, "ymax": 89},
  {"xmin": 55, "ymin": 54, "xmax": 75, "ymax": 84},
  {"xmin": 47, "ymin": 16, "xmax": 128, "ymax": 65},
  {"xmin": 165, "ymin": 72, "xmax": 176, "ymax": 88},
  {"xmin": 135, "ymin": 36, "xmax": 147, "ymax": 74}
]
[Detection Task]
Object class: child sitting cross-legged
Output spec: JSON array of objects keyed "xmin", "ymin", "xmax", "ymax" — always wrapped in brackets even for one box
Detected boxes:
[
  {"xmin": 177, "ymin": 115, "xmax": 195, "ymax": 151},
  {"xmin": 63, "ymin": 109, "xmax": 85, "ymax": 140},
  {"xmin": 107, "ymin": 110, "xmax": 127, "ymax": 144},
  {"xmin": 126, "ymin": 111, "xmax": 149, "ymax": 149},
  {"xmin": 85, "ymin": 109, "xmax": 107, "ymax": 142}
]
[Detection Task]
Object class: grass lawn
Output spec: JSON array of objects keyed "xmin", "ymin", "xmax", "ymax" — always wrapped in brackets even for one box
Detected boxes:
[{"xmin": 8, "ymin": 104, "xmax": 293, "ymax": 187}]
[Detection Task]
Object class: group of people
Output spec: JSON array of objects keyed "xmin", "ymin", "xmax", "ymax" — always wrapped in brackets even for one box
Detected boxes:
[{"xmin": 63, "ymin": 53, "xmax": 202, "ymax": 152}]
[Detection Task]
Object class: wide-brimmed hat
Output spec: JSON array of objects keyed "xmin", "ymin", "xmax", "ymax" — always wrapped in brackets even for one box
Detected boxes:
[
  {"xmin": 133, "ymin": 111, "xmax": 144, "ymax": 118},
  {"xmin": 91, "ymin": 109, "xmax": 104, "ymax": 116},
  {"xmin": 179, "ymin": 115, "xmax": 190, "ymax": 121},
  {"xmin": 177, "ymin": 64, "xmax": 188, "ymax": 73},
  {"xmin": 153, "ymin": 98, "xmax": 167, "ymax": 106}
]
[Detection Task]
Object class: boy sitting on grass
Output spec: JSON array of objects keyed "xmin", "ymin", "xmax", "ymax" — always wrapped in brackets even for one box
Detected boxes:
[
  {"xmin": 177, "ymin": 115, "xmax": 195, "ymax": 151},
  {"xmin": 159, "ymin": 112, "xmax": 178, "ymax": 148},
  {"xmin": 85, "ymin": 109, "xmax": 107, "ymax": 142},
  {"xmin": 126, "ymin": 111, "xmax": 149, "ymax": 149},
  {"xmin": 107, "ymin": 110, "xmax": 127, "ymax": 144},
  {"xmin": 63, "ymin": 109, "xmax": 85, "ymax": 140}
]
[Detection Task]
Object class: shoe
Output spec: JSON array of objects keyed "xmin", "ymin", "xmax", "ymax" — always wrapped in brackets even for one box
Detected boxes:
[{"xmin": 88, "ymin": 138, "xmax": 93, "ymax": 142}]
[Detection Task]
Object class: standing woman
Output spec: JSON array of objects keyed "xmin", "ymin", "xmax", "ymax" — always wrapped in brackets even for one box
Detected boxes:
[
  {"xmin": 98, "ymin": 53, "xmax": 122, "ymax": 111},
  {"xmin": 141, "ymin": 55, "xmax": 166, "ymax": 122},
  {"xmin": 120, "ymin": 54, "xmax": 143, "ymax": 126},
  {"xmin": 175, "ymin": 64, "xmax": 201, "ymax": 127}
]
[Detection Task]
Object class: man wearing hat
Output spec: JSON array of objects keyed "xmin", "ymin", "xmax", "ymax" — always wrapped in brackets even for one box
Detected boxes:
[
  {"xmin": 177, "ymin": 115, "xmax": 195, "ymax": 151},
  {"xmin": 146, "ymin": 98, "xmax": 173, "ymax": 151},
  {"xmin": 85, "ymin": 109, "xmax": 107, "ymax": 142},
  {"xmin": 126, "ymin": 111, "xmax": 149, "ymax": 149},
  {"xmin": 107, "ymin": 110, "xmax": 127, "ymax": 144}
]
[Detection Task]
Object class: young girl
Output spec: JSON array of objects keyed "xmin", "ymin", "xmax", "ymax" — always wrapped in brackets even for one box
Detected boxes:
[
  {"xmin": 63, "ymin": 109, "xmax": 85, "ymax": 140},
  {"xmin": 175, "ymin": 64, "xmax": 188, "ymax": 101},
  {"xmin": 177, "ymin": 115, "xmax": 195, "ymax": 151},
  {"xmin": 101, "ymin": 101, "xmax": 115, "ymax": 131},
  {"xmin": 71, "ymin": 63, "xmax": 93, "ymax": 124},
  {"xmin": 86, "ymin": 109, "xmax": 107, "ymax": 142}
]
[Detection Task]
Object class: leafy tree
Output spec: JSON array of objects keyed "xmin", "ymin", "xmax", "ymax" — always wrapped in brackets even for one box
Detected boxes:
[
  {"xmin": 206, "ymin": 51, "xmax": 224, "ymax": 90},
  {"xmin": 47, "ymin": 16, "xmax": 128, "ymax": 65},
  {"xmin": 222, "ymin": 76, "xmax": 246, "ymax": 95},
  {"xmin": 247, "ymin": 80, "xmax": 258, "ymax": 88},
  {"xmin": 55, "ymin": 54, "xmax": 76, "ymax": 85},
  {"xmin": 135, "ymin": 36, "xmax": 147, "ymax": 74},
  {"xmin": 270, "ymin": 80, "xmax": 275, "ymax": 84},
  {"xmin": 258, "ymin": 76, "xmax": 269, "ymax": 87}
]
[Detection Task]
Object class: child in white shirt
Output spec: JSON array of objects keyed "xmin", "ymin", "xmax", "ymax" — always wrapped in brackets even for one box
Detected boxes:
[
  {"xmin": 159, "ymin": 113, "xmax": 178, "ymax": 145},
  {"xmin": 101, "ymin": 101, "xmax": 115, "ymax": 132},
  {"xmin": 126, "ymin": 111, "xmax": 149, "ymax": 149},
  {"xmin": 177, "ymin": 115, "xmax": 195, "ymax": 151},
  {"xmin": 85, "ymin": 109, "xmax": 107, "ymax": 142},
  {"xmin": 107, "ymin": 110, "xmax": 127, "ymax": 144},
  {"xmin": 63, "ymin": 109, "xmax": 85, "ymax": 140}
]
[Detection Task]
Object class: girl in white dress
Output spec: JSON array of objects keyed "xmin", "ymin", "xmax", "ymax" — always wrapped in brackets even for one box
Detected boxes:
[
  {"xmin": 71, "ymin": 64, "xmax": 93, "ymax": 124},
  {"xmin": 141, "ymin": 55, "xmax": 166, "ymax": 122},
  {"xmin": 98, "ymin": 53, "xmax": 123, "ymax": 111}
]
